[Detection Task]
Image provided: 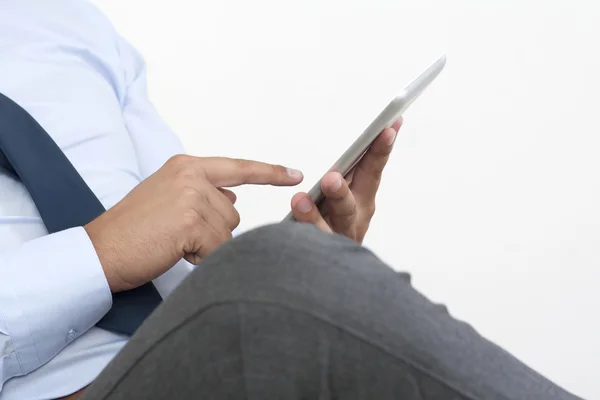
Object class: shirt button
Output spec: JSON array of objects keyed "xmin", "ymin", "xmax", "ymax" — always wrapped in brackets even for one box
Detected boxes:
[{"xmin": 66, "ymin": 329, "xmax": 77, "ymax": 342}]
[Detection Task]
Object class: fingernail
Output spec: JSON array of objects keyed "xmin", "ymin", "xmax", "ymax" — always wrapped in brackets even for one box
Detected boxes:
[
  {"xmin": 387, "ymin": 130, "xmax": 397, "ymax": 146},
  {"xmin": 330, "ymin": 175, "xmax": 343, "ymax": 191},
  {"xmin": 296, "ymin": 197, "xmax": 313, "ymax": 213},
  {"xmin": 287, "ymin": 168, "xmax": 303, "ymax": 179}
]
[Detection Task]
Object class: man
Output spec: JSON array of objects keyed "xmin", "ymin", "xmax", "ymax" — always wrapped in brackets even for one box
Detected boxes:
[{"xmin": 0, "ymin": 1, "xmax": 583, "ymax": 399}]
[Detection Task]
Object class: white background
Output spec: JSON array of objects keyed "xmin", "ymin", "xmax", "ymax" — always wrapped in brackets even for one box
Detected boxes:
[{"xmin": 92, "ymin": 0, "xmax": 599, "ymax": 398}]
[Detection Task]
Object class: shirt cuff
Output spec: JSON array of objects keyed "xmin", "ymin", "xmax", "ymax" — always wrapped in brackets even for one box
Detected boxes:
[{"xmin": 0, "ymin": 227, "xmax": 112, "ymax": 378}]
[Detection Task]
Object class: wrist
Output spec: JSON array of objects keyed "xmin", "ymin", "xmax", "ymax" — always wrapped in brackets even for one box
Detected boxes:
[{"xmin": 84, "ymin": 218, "xmax": 133, "ymax": 293}]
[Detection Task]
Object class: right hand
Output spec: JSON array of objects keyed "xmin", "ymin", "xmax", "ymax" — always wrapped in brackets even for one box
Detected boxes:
[{"xmin": 84, "ymin": 155, "xmax": 303, "ymax": 293}]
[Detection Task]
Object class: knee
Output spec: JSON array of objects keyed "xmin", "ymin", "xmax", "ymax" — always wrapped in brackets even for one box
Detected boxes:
[
  {"xmin": 199, "ymin": 221, "xmax": 341, "ymax": 275},
  {"xmin": 210, "ymin": 221, "xmax": 376, "ymax": 277},
  {"xmin": 190, "ymin": 221, "xmax": 395, "ymax": 312},
  {"xmin": 233, "ymin": 221, "xmax": 349, "ymax": 254}
]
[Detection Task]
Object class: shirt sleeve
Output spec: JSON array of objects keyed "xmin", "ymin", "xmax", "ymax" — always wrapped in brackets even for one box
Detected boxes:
[
  {"xmin": 115, "ymin": 35, "xmax": 195, "ymax": 297},
  {"xmin": 0, "ymin": 227, "xmax": 112, "ymax": 389},
  {"xmin": 116, "ymin": 35, "xmax": 186, "ymax": 178}
]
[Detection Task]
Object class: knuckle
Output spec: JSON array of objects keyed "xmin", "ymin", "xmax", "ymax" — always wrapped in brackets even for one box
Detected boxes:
[
  {"xmin": 372, "ymin": 139, "xmax": 394, "ymax": 156},
  {"xmin": 234, "ymin": 159, "xmax": 281, "ymax": 180},
  {"xmin": 349, "ymin": 201, "xmax": 359, "ymax": 217},
  {"xmin": 365, "ymin": 165, "xmax": 383, "ymax": 182},
  {"xmin": 365, "ymin": 202, "xmax": 376, "ymax": 218},
  {"xmin": 168, "ymin": 154, "xmax": 192, "ymax": 170},
  {"xmin": 181, "ymin": 208, "xmax": 201, "ymax": 229},
  {"xmin": 273, "ymin": 164, "xmax": 287, "ymax": 179},
  {"xmin": 234, "ymin": 158, "xmax": 251, "ymax": 172},
  {"xmin": 169, "ymin": 155, "xmax": 199, "ymax": 182},
  {"xmin": 338, "ymin": 202, "xmax": 357, "ymax": 219},
  {"xmin": 360, "ymin": 160, "xmax": 384, "ymax": 180},
  {"xmin": 231, "ymin": 159, "xmax": 255, "ymax": 179},
  {"xmin": 373, "ymin": 170, "xmax": 383, "ymax": 182},
  {"xmin": 270, "ymin": 163, "xmax": 284, "ymax": 174},
  {"xmin": 230, "ymin": 208, "xmax": 241, "ymax": 228},
  {"xmin": 374, "ymin": 146, "xmax": 393, "ymax": 157},
  {"xmin": 180, "ymin": 186, "xmax": 200, "ymax": 202},
  {"xmin": 330, "ymin": 196, "xmax": 357, "ymax": 219}
]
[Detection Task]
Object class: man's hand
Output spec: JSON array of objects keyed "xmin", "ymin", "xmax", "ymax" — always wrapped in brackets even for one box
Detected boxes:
[
  {"xmin": 85, "ymin": 155, "xmax": 303, "ymax": 293},
  {"xmin": 290, "ymin": 118, "xmax": 402, "ymax": 243}
]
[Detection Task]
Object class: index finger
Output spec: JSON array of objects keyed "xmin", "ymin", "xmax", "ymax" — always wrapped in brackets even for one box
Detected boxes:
[{"xmin": 200, "ymin": 157, "xmax": 304, "ymax": 187}]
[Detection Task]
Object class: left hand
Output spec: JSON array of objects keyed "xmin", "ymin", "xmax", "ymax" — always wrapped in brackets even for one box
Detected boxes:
[{"xmin": 290, "ymin": 118, "xmax": 402, "ymax": 243}]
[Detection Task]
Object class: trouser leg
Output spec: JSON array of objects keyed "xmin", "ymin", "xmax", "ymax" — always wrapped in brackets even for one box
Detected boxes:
[{"xmin": 81, "ymin": 222, "xmax": 581, "ymax": 400}]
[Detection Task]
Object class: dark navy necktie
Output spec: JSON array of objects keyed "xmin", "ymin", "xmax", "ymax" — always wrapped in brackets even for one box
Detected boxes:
[{"xmin": 0, "ymin": 92, "xmax": 161, "ymax": 335}]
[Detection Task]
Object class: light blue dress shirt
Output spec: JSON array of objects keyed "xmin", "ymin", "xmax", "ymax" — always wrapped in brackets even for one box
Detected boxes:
[{"xmin": 0, "ymin": 1, "xmax": 194, "ymax": 398}]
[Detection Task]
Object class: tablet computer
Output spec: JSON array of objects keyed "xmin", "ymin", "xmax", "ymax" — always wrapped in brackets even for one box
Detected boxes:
[{"xmin": 283, "ymin": 55, "xmax": 447, "ymax": 221}]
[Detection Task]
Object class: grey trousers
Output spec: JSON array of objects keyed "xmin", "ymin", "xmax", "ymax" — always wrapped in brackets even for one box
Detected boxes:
[{"xmin": 81, "ymin": 222, "xmax": 582, "ymax": 400}]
